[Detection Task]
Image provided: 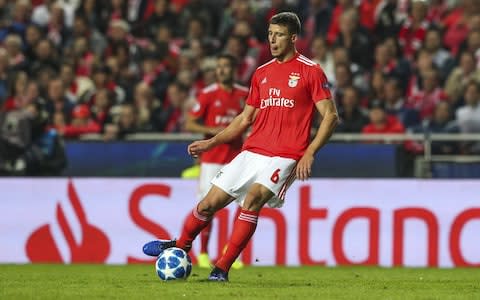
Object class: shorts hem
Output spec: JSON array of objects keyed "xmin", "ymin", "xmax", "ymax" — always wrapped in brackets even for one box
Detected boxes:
[{"xmin": 211, "ymin": 183, "xmax": 238, "ymax": 199}]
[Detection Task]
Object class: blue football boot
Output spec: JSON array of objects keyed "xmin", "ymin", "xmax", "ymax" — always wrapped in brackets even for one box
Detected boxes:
[
  {"xmin": 208, "ymin": 267, "xmax": 229, "ymax": 282},
  {"xmin": 142, "ymin": 239, "xmax": 176, "ymax": 256}
]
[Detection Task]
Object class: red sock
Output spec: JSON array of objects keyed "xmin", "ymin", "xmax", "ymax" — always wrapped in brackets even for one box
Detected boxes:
[
  {"xmin": 216, "ymin": 209, "xmax": 259, "ymax": 272},
  {"xmin": 200, "ymin": 222, "xmax": 212, "ymax": 253},
  {"xmin": 229, "ymin": 206, "xmax": 242, "ymax": 254},
  {"xmin": 233, "ymin": 206, "xmax": 241, "ymax": 220},
  {"xmin": 176, "ymin": 206, "xmax": 211, "ymax": 252}
]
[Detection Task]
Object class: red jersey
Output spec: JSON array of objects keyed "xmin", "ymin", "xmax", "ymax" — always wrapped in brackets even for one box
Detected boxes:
[
  {"xmin": 398, "ymin": 19, "xmax": 429, "ymax": 60},
  {"xmin": 190, "ymin": 83, "xmax": 248, "ymax": 164},
  {"xmin": 243, "ymin": 53, "xmax": 332, "ymax": 160}
]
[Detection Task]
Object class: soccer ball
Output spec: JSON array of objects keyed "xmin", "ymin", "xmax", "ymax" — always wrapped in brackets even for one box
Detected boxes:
[{"xmin": 155, "ymin": 247, "xmax": 192, "ymax": 281}]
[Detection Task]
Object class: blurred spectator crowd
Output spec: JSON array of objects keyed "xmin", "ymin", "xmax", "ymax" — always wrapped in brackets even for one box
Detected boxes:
[{"xmin": 0, "ymin": 0, "xmax": 479, "ymax": 155}]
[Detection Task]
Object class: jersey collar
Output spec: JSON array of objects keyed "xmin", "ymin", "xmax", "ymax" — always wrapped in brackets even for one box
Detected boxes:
[{"xmin": 275, "ymin": 51, "xmax": 300, "ymax": 64}]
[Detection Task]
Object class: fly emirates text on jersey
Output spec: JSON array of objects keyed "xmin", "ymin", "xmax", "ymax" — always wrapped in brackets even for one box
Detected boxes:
[{"xmin": 260, "ymin": 88, "xmax": 295, "ymax": 109}]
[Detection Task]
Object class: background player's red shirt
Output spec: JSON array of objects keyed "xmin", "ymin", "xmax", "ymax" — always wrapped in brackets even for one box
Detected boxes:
[
  {"xmin": 243, "ymin": 53, "xmax": 332, "ymax": 160},
  {"xmin": 190, "ymin": 83, "xmax": 248, "ymax": 164}
]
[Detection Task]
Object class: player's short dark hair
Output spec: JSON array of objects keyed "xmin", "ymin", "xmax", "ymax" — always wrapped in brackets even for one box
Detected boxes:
[
  {"xmin": 217, "ymin": 53, "xmax": 237, "ymax": 68},
  {"xmin": 269, "ymin": 12, "xmax": 301, "ymax": 35}
]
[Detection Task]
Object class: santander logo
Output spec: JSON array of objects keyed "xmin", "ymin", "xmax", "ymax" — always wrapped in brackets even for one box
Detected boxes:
[{"xmin": 25, "ymin": 180, "xmax": 110, "ymax": 263}]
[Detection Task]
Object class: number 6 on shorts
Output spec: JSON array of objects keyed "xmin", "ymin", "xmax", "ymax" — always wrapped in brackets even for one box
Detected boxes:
[{"xmin": 270, "ymin": 168, "xmax": 280, "ymax": 184}]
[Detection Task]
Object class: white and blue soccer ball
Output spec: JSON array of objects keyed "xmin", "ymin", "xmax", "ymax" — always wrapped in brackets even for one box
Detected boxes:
[{"xmin": 155, "ymin": 247, "xmax": 192, "ymax": 281}]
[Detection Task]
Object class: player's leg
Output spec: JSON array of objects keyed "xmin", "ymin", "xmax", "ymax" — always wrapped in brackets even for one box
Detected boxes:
[
  {"xmin": 199, "ymin": 223, "xmax": 212, "ymax": 254},
  {"xmin": 229, "ymin": 206, "xmax": 245, "ymax": 269},
  {"xmin": 175, "ymin": 185, "xmax": 235, "ymax": 252},
  {"xmin": 142, "ymin": 185, "xmax": 234, "ymax": 257},
  {"xmin": 208, "ymin": 154, "xmax": 297, "ymax": 280},
  {"xmin": 198, "ymin": 163, "xmax": 223, "ymax": 268},
  {"xmin": 209, "ymin": 183, "xmax": 272, "ymax": 281},
  {"xmin": 198, "ymin": 222, "xmax": 212, "ymax": 267},
  {"xmin": 143, "ymin": 151, "xmax": 260, "ymax": 257}
]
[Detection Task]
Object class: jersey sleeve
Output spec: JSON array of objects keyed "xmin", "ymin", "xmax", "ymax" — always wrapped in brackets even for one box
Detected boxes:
[
  {"xmin": 309, "ymin": 66, "xmax": 332, "ymax": 103},
  {"xmin": 189, "ymin": 92, "xmax": 209, "ymax": 118},
  {"xmin": 246, "ymin": 71, "xmax": 260, "ymax": 108}
]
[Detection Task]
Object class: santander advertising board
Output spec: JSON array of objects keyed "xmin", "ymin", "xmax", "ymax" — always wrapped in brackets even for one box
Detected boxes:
[{"xmin": 1, "ymin": 179, "xmax": 479, "ymax": 267}]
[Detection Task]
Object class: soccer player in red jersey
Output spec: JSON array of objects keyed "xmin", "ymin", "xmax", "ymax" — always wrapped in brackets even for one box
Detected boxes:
[
  {"xmin": 185, "ymin": 54, "xmax": 248, "ymax": 269},
  {"xmin": 143, "ymin": 12, "xmax": 339, "ymax": 281}
]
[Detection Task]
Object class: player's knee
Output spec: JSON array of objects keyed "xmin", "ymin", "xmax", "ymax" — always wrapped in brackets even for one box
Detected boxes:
[
  {"xmin": 197, "ymin": 192, "xmax": 229, "ymax": 217},
  {"xmin": 242, "ymin": 184, "xmax": 273, "ymax": 211},
  {"xmin": 197, "ymin": 200, "xmax": 217, "ymax": 217},
  {"xmin": 242, "ymin": 200, "xmax": 262, "ymax": 212},
  {"xmin": 242, "ymin": 193, "xmax": 266, "ymax": 212}
]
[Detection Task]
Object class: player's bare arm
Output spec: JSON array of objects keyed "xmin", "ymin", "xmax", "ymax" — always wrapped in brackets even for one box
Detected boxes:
[
  {"xmin": 185, "ymin": 114, "xmax": 224, "ymax": 136},
  {"xmin": 188, "ymin": 104, "xmax": 257, "ymax": 157},
  {"xmin": 296, "ymin": 99, "xmax": 338, "ymax": 180}
]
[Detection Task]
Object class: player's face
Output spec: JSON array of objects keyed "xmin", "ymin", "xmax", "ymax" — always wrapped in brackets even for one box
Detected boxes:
[
  {"xmin": 215, "ymin": 58, "xmax": 234, "ymax": 84},
  {"xmin": 268, "ymin": 24, "xmax": 296, "ymax": 59}
]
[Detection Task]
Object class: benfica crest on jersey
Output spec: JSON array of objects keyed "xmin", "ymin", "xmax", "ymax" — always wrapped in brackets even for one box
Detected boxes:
[{"xmin": 288, "ymin": 73, "xmax": 300, "ymax": 87}]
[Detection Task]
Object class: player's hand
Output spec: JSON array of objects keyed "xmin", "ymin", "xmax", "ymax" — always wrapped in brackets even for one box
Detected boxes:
[
  {"xmin": 188, "ymin": 139, "xmax": 213, "ymax": 158},
  {"xmin": 296, "ymin": 152, "xmax": 314, "ymax": 181}
]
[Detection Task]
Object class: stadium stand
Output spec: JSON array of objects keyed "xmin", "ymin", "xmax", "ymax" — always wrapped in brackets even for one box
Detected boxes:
[{"xmin": 1, "ymin": 0, "xmax": 480, "ymax": 176}]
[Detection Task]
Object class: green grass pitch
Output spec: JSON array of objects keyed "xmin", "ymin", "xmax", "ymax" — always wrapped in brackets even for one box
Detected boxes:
[{"xmin": 1, "ymin": 264, "xmax": 479, "ymax": 299}]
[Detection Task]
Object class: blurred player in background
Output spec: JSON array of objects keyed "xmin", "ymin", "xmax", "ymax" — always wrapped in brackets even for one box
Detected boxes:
[
  {"xmin": 185, "ymin": 54, "xmax": 248, "ymax": 269},
  {"xmin": 143, "ymin": 12, "xmax": 338, "ymax": 281}
]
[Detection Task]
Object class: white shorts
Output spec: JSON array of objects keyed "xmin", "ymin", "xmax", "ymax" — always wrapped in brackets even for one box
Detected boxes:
[
  {"xmin": 198, "ymin": 163, "xmax": 224, "ymax": 200},
  {"xmin": 211, "ymin": 150, "xmax": 297, "ymax": 208}
]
